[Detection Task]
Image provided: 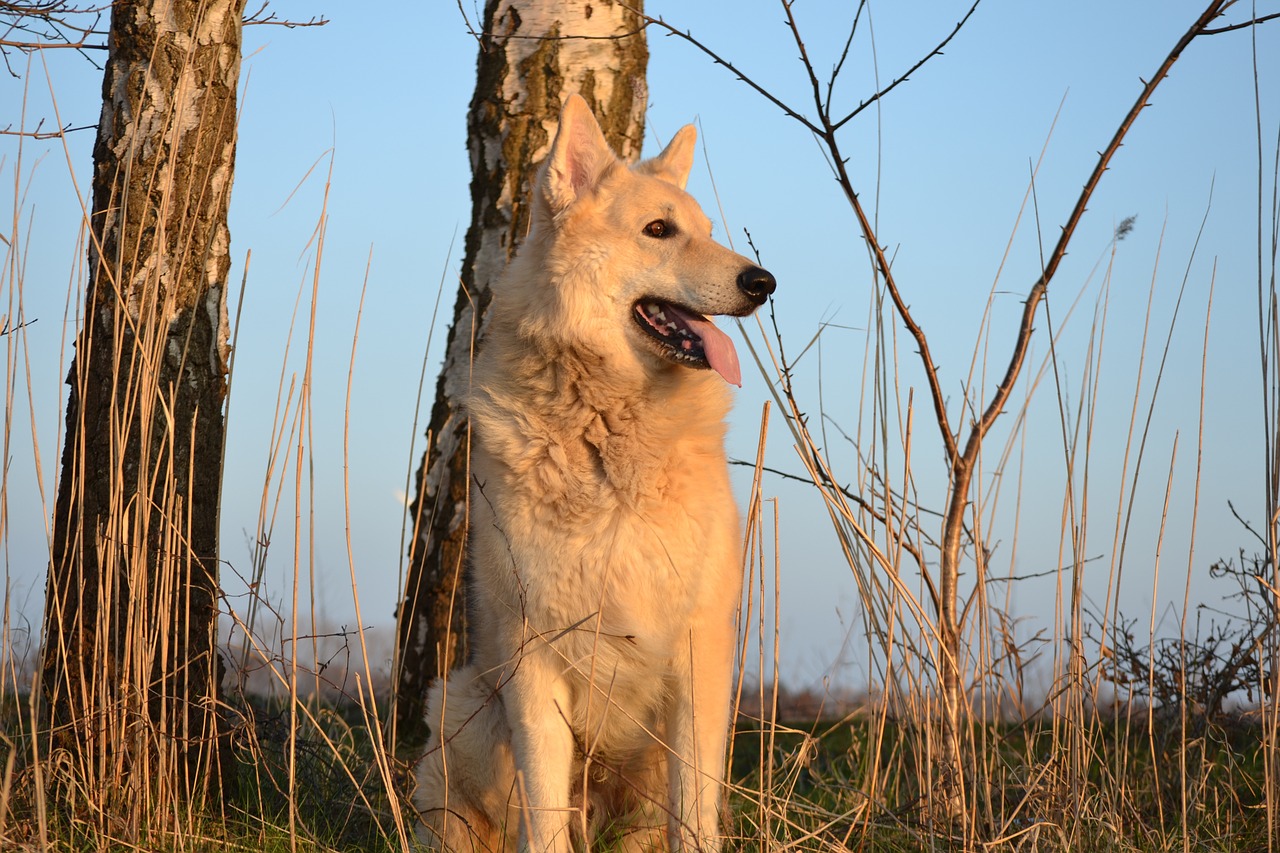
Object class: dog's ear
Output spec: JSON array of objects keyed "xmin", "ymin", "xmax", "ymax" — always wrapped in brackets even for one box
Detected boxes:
[
  {"xmin": 643, "ymin": 124, "xmax": 697, "ymax": 190},
  {"xmin": 544, "ymin": 94, "xmax": 618, "ymax": 213}
]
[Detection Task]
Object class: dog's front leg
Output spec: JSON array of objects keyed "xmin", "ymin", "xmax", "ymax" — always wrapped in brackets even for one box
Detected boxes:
[
  {"xmin": 666, "ymin": 630, "xmax": 734, "ymax": 853},
  {"xmin": 506, "ymin": 657, "xmax": 576, "ymax": 853}
]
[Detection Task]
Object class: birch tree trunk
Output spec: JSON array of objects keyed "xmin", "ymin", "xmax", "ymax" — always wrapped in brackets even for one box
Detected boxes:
[
  {"xmin": 392, "ymin": 0, "xmax": 648, "ymax": 751},
  {"xmin": 42, "ymin": 0, "xmax": 243, "ymax": 827}
]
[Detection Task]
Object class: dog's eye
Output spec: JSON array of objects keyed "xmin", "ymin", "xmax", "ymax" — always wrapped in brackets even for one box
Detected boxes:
[{"xmin": 643, "ymin": 219, "xmax": 672, "ymax": 239}]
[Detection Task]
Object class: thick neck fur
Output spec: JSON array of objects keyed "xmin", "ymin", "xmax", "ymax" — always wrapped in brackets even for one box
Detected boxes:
[{"xmin": 470, "ymin": 255, "xmax": 733, "ymax": 508}]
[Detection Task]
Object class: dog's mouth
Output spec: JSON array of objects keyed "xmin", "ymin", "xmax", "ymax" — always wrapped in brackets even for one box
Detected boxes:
[{"xmin": 632, "ymin": 299, "xmax": 742, "ymax": 387}]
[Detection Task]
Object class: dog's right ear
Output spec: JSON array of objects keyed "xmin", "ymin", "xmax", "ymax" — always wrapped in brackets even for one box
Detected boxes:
[
  {"xmin": 544, "ymin": 94, "xmax": 618, "ymax": 214},
  {"xmin": 643, "ymin": 125, "xmax": 697, "ymax": 190}
]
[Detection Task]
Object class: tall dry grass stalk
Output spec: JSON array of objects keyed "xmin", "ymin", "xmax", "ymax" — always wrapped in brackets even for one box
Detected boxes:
[{"xmin": 1253, "ymin": 0, "xmax": 1280, "ymax": 833}]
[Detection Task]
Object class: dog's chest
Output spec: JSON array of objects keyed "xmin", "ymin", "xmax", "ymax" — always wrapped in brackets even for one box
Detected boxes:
[
  {"xmin": 477, "ymin": 424, "xmax": 732, "ymax": 632},
  {"xmin": 512, "ymin": 467, "xmax": 715, "ymax": 621}
]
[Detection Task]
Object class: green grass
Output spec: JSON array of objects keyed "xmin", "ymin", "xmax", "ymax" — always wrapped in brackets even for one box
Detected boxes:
[
  {"xmin": 1, "ymin": 681, "xmax": 1273, "ymax": 851},
  {"xmin": 726, "ymin": 712, "xmax": 1270, "ymax": 851}
]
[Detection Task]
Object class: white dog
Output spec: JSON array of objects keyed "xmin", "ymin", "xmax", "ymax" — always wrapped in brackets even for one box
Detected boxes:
[{"xmin": 414, "ymin": 94, "xmax": 776, "ymax": 853}]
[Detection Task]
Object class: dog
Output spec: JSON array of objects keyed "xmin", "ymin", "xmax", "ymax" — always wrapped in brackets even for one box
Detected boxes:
[{"xmin": 414, "ymin": 94, "xmax": 776, "ymax": 853}]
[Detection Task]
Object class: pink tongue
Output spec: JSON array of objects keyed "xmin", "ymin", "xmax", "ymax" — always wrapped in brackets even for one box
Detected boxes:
[{"xmin": 685, "ymin": 315, "xmax": 742, "ymax": 387}]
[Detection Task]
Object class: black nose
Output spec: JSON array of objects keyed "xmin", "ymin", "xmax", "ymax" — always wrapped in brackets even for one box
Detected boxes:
[{"xmin": 737, "ymin": 266, "xmax": 777, "ymax": 305}]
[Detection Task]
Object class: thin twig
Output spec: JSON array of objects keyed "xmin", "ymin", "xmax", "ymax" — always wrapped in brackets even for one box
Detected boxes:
[
  {"xmin": 1201, "ymin": 11, "xmax": 1280, "ymax": 34},
  {"xmin": 242, "ymin": 1, "xmax": 327, "ymax": 28},
  {"xmin": 826, "ymin": 0, "xmax": 866, "ymax": 109},
  {"xmin": 625, "ymin": 8, "xmax": 823, "ymax": 136},
  {"xmin": 832, "ymin": 0, "xmax": 982, "ymax": 132},
  {"xmin": 0, "ymin": 120, "xmax": 94, "ymax": 138}
]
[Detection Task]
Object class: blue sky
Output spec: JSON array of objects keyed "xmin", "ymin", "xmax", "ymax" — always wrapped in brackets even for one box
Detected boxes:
[{"xmin": 2, "ymin": 1, "xmax": 1277, "ymax": 690}]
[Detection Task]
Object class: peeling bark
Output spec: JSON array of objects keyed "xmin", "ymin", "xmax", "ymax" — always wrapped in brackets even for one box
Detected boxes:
[
  {"xmin": 43, "ymin": 0, "xmax": 243, "ymax": 825},
  {"xmin": 392, "ymin": 0, "xmax": 648, "ymax": 752}
]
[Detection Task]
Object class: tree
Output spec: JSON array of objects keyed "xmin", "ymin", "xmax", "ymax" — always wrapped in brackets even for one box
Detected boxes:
[
  {"xmin": 41, "ymin": 0, "xmax": 244, "ymax": 828},
  {"xmin": 392, "ymin": 0, "xmax": 649, "ymax": 751}
]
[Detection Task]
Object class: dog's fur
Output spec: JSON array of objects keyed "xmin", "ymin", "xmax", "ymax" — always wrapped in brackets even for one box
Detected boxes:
[{"xmin": 414, "ymin": 95, "xmax": 776, "ymax": 853}]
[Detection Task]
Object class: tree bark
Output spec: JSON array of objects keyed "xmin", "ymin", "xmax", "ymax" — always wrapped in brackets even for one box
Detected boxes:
[
  {"xmin": 392, "ymin": 0, "xmax": 648, "ymax": 752},
  {"xmin": 42, "ymin": 0, "xmax": 243, "ymax": 827}
]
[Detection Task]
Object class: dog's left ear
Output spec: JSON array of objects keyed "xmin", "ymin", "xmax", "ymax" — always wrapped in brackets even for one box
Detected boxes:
[
  {"xmin": 544, "ymin": 94, "xmax": 619, "ymax": 213},
  {"xmin": 643, "ymin": 124, "xmax": 697, "ymax": 190}
]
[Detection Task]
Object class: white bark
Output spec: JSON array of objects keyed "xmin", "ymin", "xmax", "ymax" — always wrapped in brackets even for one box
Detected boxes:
[{"xmin": 395, "ymin": 0, "xmax": 649, "ymax": 747}]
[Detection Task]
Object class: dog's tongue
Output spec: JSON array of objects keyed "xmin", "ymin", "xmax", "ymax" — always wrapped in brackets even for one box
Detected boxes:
[{"xmin": 685, "ymin": 315, "xmax": 742, "ymax": 387}]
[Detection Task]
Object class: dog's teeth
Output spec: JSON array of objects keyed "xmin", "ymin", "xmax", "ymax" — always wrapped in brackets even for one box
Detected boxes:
[
  {"xmin": 666, "ymin": 322, "xmax": 678, "ymax": 332},
  {"xmin": 647, "ymin": 303, "xmax": 661, "ymax": 316}
]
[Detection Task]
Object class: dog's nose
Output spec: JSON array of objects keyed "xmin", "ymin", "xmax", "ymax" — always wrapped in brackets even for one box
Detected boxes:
[{"xmin": 737, "ymin": 266, "xmax": 777, "ymax": 305}]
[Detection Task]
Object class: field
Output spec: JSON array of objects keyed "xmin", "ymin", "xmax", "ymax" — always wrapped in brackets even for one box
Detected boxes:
[
  {"xmin": 3, "ymin": 1, "xmax": 1280, "ymax": 851},
  {"xmin": 1, "ymin": 683, "xmax": 1272, "ymax": 850}
]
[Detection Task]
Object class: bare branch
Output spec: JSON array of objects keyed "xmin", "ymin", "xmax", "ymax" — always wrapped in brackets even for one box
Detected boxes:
[
  {"xmin": 0, "ymin": 2, "xmax": 105, "ymax": 46},
  {"xmin": 832, "ymin": 0, "xmax": 982, "ymax": 132},
  {"xmin": 844, "ymin": 173, "xmax": 960, "ymax": 463},
  {"xmin": 0, "ymin": 315, "xmax": 36, "ymax": 335},
  {"xmin": 648, "ymin": 0, "xmax": 1255, "ymax": 565},
  {"xmin": 771, "ymin": 0, "xmax": 962, "ymax": 463},
  {"xmin": 780, "ymin": 1, "xmax": 828, "ymax": 136},
  {"xmin": 624, "ymin": 7, "xmax": 823, "ymax": 137},
  {"xmin": 1201, "ymin": 11, "xmax": 1280, "ymax": 34},
  {"xmin": 0, "ymin": 1, "xmax": 106, "ymax": 73},
  {"xmin": 242, "ymin": 2, "xmax": 328, "ymax": 29},
  {"xmin": 825, "ymin": 0, "xmax": 866, "ymax": 110},
  {"xmin": 0, "ymin": 37, "xmax": 102, "ymax": 48},
  {"xmin": 0, "ymin": 119, "xmax": 94, "ymax": 137}
]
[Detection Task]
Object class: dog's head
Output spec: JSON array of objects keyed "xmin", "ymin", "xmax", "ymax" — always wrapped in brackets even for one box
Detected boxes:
[{"xmin": 524, "ymin": 95, "xmax": 776, "ymax": 388}]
